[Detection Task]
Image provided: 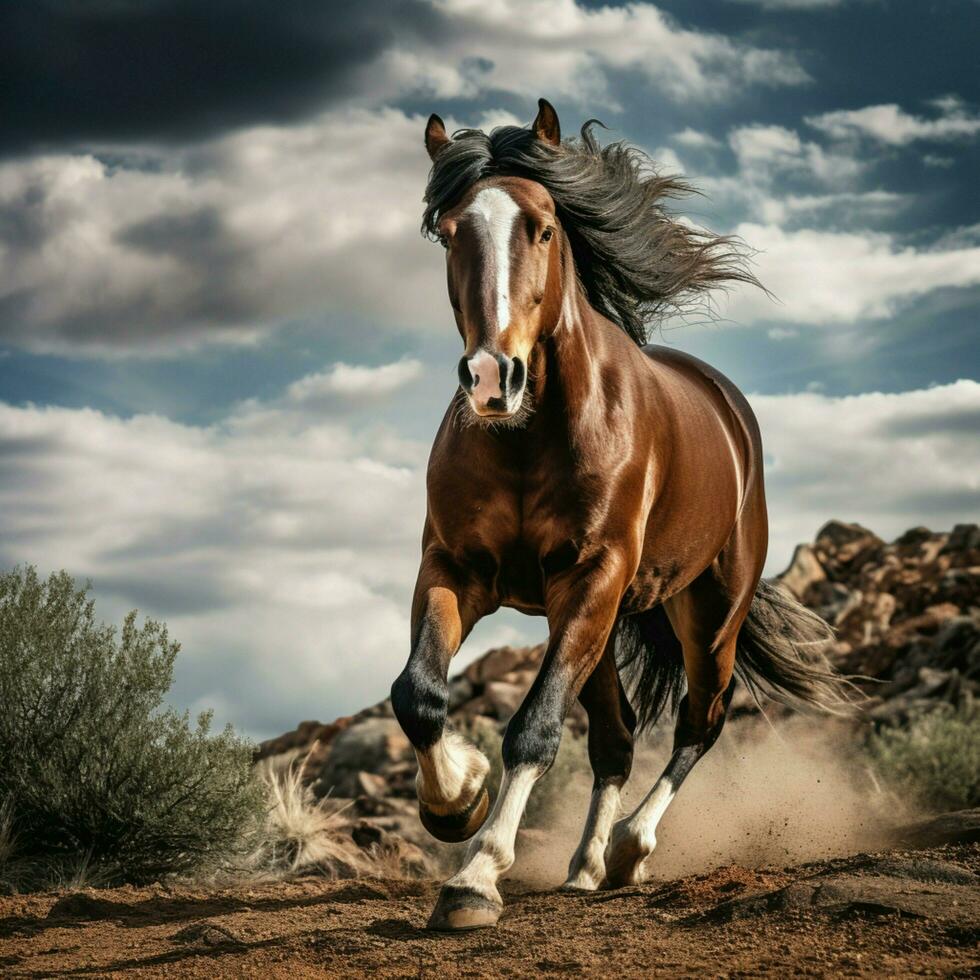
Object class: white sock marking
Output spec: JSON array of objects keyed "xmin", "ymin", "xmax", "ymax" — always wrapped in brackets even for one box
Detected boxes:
[
  {"xmin": 466, "ymin": 187, "xmax": 520, "ymax": 333},
  {"xmin": 565, "ymin": 782, "xmax": 621, "ymax": 889},
  {"xmin": 607, "ymin": 775, "xmax": 677, "ymax": 884},
  {"xmin": 447, "ymin": 765, "xmax": 540, "ymax": 902}
]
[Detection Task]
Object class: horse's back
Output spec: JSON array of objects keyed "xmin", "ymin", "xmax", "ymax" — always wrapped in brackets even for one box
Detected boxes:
[{"xmin": 640, "ymin": 344, "xmax": 762, "ymax": 453}]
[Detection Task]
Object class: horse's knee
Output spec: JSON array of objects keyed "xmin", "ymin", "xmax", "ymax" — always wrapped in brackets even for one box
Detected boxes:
[
  {"xmin": 391, "ymin": 661, "xmax": 447, "ymax": 749},
  {"xmin": 501, "ymin": 702, "xmax": 562, "ymax": 773}
]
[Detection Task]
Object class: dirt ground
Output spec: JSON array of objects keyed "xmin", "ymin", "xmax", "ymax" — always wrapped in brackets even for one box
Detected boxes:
[{"xmin": 1, "ymin": 843, "xmax": 977, "ymax": 979}]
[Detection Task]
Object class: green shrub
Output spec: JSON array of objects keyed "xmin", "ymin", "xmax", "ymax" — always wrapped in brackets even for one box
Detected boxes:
[
  {"xmin": 867, "ymin": 702, "xmax": 980, "ymax": 812},
  {"xmin": 0, "ymin": 566, "xmax": 265, "ymax": 886}
]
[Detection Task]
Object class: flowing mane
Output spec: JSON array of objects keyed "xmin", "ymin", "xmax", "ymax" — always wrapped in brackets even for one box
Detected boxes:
[{"xmin": 422, "ymin": 120, "xmax": 758, "ymax": 346}]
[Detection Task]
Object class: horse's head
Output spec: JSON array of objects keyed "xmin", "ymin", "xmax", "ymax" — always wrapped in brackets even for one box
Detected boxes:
[{"xmin": 424, "ymin": 101, "xmax": 565, "ymax": 422}]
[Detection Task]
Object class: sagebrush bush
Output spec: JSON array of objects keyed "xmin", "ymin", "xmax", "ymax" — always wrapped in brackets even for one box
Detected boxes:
[
  {"xmin": 0, "ymin": 566, "xmax": 265, "ymax": 886},
  {"xmin": 867, "ymin": 702, "xmax": 980, "ymax": 812}
]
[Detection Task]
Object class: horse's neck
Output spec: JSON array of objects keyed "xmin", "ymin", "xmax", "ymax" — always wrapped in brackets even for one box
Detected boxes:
[{"xmin": 529, "ymin": 299, "xmax": 613, "ymax": 434}]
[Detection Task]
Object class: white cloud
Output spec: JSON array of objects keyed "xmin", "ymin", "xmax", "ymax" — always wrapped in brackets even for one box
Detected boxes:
[
  {"xmin": 671, "ymin": 128, "xmax": 722, "ymax": 149},
  {"xmin": 807, "ymin": 98, "xmax": 980, "ymax": 145},
  {"xmin": 0, "ymin": 108, "xmax": 446, "ymax": 354},
  {"xmin": 660, "ymin": 118, "xmax": 976, "ymax": 330},
  {"xmin": 285, "ymin": 359, "xmax": 424, "ymax": 404},
  {"xmin": 751, "ymin": 380, "xmax": 980, "ymax": 572},
  {"xmin": 725, "ymin": 223, "xmax": 980, "ymax": 325},
  {"xmin": 753, "ymin": 190, "xmax": 906, "ymax": 227},
  {"xmin": 727, "ymin": 0, "xmax": 844, "ymax": 7},
  {"xmin": 675, "ymin": 121, "xmax": 876, "ymax": 229},
  {"xmin": 380, "ymin": 0, "xmax": 808, "ymax": 107},
  {"xmin": 728, "ymin": 123, "xmax": 863, "ymax": 183}
]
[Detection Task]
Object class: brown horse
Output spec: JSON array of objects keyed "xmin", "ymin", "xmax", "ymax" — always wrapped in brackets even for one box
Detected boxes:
[{"xmin": 391, "ymin": 99, "xmax": 850, "ymax": 931}]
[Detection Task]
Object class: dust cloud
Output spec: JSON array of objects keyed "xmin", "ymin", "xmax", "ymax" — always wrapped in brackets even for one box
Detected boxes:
[{"xmin": 513, "ymin": 717, "xmax": 912, "ymax": 887}]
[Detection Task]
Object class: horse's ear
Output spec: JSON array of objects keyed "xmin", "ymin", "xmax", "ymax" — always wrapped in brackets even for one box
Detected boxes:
[
  {"xmin": 532, "ymin": 98, "xmax": 561, "ymax": 147},
  {"xmin": 425, "ymin": 114, "xmax": 451, "ymax": 161}
]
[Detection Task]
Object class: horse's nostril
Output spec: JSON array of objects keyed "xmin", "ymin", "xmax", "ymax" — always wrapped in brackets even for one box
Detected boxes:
[
  {"xmin": 511, "ymin": 357, "xmax": 526, "ymax": 393},
  {"xmin": 457, "ymin": 356, "xmax": 473, "ymax": 391}
]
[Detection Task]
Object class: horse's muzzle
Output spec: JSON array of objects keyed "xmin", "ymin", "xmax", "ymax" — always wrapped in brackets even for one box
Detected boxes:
[{"xmin": 458, "ymin": 350, "xmax": 526, "ymax": 417}]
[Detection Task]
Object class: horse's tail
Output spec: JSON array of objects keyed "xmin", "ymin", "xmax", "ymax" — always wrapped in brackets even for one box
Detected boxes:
[
  {"xmin": 615, "ymin": 606, "xmax": 686, "ymax": 734},
  {"xmin": 734, "ymin": 579, "xmax": 860, "ymax": 715},
  {"xmin": 617, "ymin": 580, "xmax": 858, "ymax": 734}
]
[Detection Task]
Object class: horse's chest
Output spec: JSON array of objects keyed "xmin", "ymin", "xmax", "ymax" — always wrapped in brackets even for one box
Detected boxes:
[{"xmin": 502, "ymin": 471, "xmax": 611, "ymax": 605}]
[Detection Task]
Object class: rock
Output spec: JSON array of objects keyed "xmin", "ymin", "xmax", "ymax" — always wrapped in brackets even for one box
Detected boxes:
[
  {"xmin": 171, "ymin": 922, "xmax": 246, "ymax": 949},
  {"xmin": 779, "ymin": 543, "xmax": 826, "ymax": 600},
  {"xmin": 464, "ymin": 645, "xmax": 543, "ymax": 684},
  {"xmin": 815, "ymin": 520, "xmax": 876, "ymax": 550},
  {"xmin": 350, "ymin": 821, "xmax": 430, "ymax": 877},
  {"xmin": 254, "ymin": 716, "xmax": 352, "ymax": 762},
  {"xmin": 483, "ymin": 680, "xmax": 525, "ymax": 719},
  {"xmin": 808, "ymin": 581, "xmax": 856, "ymax": 624},
  {"xmin": 891, "ymin": 808, "xmax": 980, "ymax": 848},
  {"xmin": 703, "ymin": 862, "xmax": 980, "ymax": 926},
  {"xmin": 351, "ymin": 821, "xmax": 386, "ymax": 848},
  {"xmin": 355, "ymin": 771, "xmax": 388, "ymax": 798},
  {"xmin": 317, "ymin": 718, "xmax": 412, "ymax": 797},
  {"xmin": 943, "ymin": 523, "xmax": 980, "ymax": 554}
]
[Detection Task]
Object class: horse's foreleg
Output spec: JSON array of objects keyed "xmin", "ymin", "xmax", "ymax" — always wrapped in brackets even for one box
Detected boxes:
[
  {"xmin": 427, "ymin": 554, "xmax": 628, "ymax": 930},
  {"xmin": 391, "ymin": 552, "xmax": 492, "ymax": 844},
  {"xmin": 563, "ymin": 638, "xmax": 636, "ymax": 891}
]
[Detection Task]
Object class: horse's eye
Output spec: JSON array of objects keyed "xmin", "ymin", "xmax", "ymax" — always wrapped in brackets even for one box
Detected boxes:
[
  {"xmin": 540, "ymin": 228, "xmax": 554, "ymax": 243},
  {"xmin": 438, "ymin": 234, "xmax": 449, "ymax": 249}
]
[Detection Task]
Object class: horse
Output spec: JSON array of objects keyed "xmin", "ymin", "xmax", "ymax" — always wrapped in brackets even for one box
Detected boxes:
[{"xmin": 391, "ymin": 99, "xmax": 851, "ymax": 932}]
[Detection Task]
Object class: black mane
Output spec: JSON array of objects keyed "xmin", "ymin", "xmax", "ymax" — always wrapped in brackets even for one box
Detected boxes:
[{"xmin": 422, "ymin": 121, "xmax": 758, "ymax": 346}]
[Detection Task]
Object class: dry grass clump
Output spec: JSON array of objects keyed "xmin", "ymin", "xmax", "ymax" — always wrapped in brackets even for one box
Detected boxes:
[{"xmin": 248, "ymin": 752, "xmax": 372, "ymax": 878}]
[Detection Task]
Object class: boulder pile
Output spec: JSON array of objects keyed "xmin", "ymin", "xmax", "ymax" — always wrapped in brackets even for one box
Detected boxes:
[{"xmin": 780, "ymin": 521, "xmax": 978, "ymax": 725}]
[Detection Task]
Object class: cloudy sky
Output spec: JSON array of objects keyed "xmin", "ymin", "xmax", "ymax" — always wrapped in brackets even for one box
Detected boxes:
[{"xmin": 1, "ymin": 0, "xmax": 978, "ymax": 740}]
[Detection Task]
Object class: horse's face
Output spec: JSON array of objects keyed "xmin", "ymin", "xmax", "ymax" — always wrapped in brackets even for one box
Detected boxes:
[{"xmin": 435, "ymin": 176, "xmax": 563, "ymax": 421}]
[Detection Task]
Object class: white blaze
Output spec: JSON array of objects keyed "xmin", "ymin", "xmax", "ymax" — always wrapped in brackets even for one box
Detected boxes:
[{"xmin": 466, "ymin": 187, "xmax": 520, "ymax": 333}]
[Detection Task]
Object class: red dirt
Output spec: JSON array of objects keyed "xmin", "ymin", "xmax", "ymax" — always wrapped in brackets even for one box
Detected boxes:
[{"xmin": 1, "ymin": 844, "xmax": 977, "ymax": 978}]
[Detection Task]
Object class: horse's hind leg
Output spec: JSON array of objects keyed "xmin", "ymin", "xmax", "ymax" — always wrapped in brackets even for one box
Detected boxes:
[
  {"xmin": 563, "ymin": 634, "xmax": 636, "ymax": 891},
  {"xmin": 604, "ymin": 565, "xmax": 748, "ymax": 887}
]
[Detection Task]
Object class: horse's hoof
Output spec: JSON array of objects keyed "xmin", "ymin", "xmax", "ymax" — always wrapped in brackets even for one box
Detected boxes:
[
  {"xmin": 560, "ymin": 874, "xmax": 600, "ymax": 892},
  {"xmin": 426, "ymin": 885, "xmax": 502, "ymax": 931},
  {"xmin": 419, "ymin": 786, "xmax": 490, "ymax": 843}
]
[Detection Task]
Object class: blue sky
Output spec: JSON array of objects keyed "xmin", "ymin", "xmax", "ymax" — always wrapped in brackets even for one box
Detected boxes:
[{"xmin": 1, "ymin": 0, "xmax": 978, "ymax": 739}]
